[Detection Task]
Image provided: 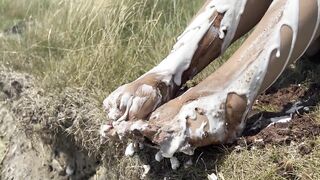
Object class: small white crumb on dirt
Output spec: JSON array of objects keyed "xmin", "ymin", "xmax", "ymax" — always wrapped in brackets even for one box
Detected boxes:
[
  {"xmin": 170, "ymin": 157, "xmax": 180, "ymax": 170},
  {"xmin": 51, "ymin": 159, "xmax": 63, "ymax": 172},
  {"xmin": 268, "ymin": 116, "xmax": 292, "ymax": 127},
  {"xmin": 155, "ymin": 151, "xmax": 163, "ymax": 162},
  {"xmin": 139, "ymin": 143, "xmax": 144, "ymax": 150},
  {"xmin": 66, "ymin": 165, "xmax": 74, "ymax": 176},
  {"xmin": 184, "ymin": 158, "xmax": 193, "ymax": 169},
  {"xmin": 99, "ymin": 124, "xmax": 112, "ymax": 137},
  {"xmin": 125, "ymin": 143, "xmax": 135, "ymax": 157},
  {"xmin": 141, "ymin": 164, "xmax": 151, "ymax": 179},
  {"xmin": 256, "ymin": 139, "xmax": 264, "ymax": 142},
  {"xmin": 208, "ymin": 172, "xmax": 218, "ymax": 180}
]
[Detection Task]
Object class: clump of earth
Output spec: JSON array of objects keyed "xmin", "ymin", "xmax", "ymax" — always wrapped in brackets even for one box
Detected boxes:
[{"xmin": 243, "ymin": 83, "xmax": 320, "ymax": 147}]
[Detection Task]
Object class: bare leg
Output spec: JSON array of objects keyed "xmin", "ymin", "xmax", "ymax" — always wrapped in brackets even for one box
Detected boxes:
[
  {"xmin": 108, "ymin": 0, "xmax": 320, "ymax": 157},
  {"xmin": 103, "ymin": 0, "xmax": 273, "ymax": 122}
]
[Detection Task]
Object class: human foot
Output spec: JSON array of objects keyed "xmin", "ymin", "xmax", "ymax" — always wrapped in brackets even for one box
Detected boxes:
[{"xmin": 103, "ymin": 73, "xmax": 176, "ymax": 122}]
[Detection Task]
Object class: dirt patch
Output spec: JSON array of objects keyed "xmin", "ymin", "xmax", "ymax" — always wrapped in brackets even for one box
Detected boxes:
[
  {"xmin": 253, "ymin": 83, "xmax": 320, "ymax": 113},
  {"xmin": 0, "ymin": 68, "xmax": 101, "ymax": 179},
  {"xmin": 240, "ymin": 82, "xmax": 320, "ymax": 148},
  {"xmin": 243, "ymin": 116, "xmax": 320, "ymax": 146},
  {"xmin": 1, "ymin": 103, "xmax": 98, "ymax": 180},
  {"xmin": 0, "ymin": 67, "xmax": 161, "ymax": 180},
  {"xmin": 257, "ymin": 84, "xmax": 307, "ymax": 109},
  {"xmin": 0, "ymin": 68, "xmax": 33, "ymax": 101}
]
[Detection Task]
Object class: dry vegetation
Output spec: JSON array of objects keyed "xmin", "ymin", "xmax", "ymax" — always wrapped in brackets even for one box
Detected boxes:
[
  {"xmin": 0, "ymin": 0, "xmax": 320, "ymax": 179},
  {"xmin": 0, "ymin": 0, "xmax": 202, "ymax": 98}
]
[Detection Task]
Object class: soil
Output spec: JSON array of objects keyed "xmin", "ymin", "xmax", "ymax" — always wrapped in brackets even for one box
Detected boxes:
[
  {"xmin": 0, "ymin": 68, "xmax": 99, "ymax": 180},
  {"xmin": 256, "ymin": 83, "xmax": 320, "ymax": 112},
  {"xmin": 243, "ymin": 116, "xmax": 320, "ymax": 146},
  {"xmin": 258, "ymin": 85, "xmax": 306, "ymax": 109},
  {"xmin": 240, "ymin": 83, "xmax": 320, "ymax": 148}
]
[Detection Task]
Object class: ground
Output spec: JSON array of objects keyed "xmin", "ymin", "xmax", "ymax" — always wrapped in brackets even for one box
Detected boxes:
[{"xmin": 0, "ymin": 0, "xmax": 320, "ymax": 179}]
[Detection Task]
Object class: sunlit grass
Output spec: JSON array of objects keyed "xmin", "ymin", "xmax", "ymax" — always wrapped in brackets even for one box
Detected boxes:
[{"xmin": 0, "ymin": 0, "xmax": 202, "ymax": 100}]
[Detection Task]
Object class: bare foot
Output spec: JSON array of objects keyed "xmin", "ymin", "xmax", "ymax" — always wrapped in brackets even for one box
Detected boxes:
[
  {"xmin": 145, "ymin": 87, "xmax": 248, "ymax": 157},
  {"xmin": 103, "ymin": 73, "xmax": 176, "ymax": 121}
]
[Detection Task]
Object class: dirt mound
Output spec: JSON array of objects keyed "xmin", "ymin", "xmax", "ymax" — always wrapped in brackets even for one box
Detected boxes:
[
  {"xmin": 0, "ymin": 68, "xmax": 102, "ymax": 179},
  {"xmin": 0, "ymin": 69, "xmax": 61, "ymax": 179},
  {"xmin": 0, "ymin": 68, "xmax": 148, "ymax": 179}
]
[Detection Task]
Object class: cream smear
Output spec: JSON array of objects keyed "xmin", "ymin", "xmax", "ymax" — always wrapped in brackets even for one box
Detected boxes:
[
  {"xmin": 157, "ymin": 0, "xmax": 304, "ymax": 158},
  {"xmin": 146, "ymin": 0, "xmax": 248, "ymax": 86}
]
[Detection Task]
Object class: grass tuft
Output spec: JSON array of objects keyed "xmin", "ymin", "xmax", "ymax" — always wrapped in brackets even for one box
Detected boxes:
[{"xmin": 0, "ymin": 0, "xmax": 202, "ymax": 100}]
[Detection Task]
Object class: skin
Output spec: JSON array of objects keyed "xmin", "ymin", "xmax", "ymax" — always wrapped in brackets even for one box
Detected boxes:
[
  {"xmin": 103, "ymin": 0, "xmax": 320, "ymax": 155},
  {"xmin": 103, "ymin": 0, "xmax": 273, "ymax": 122},
  {"xmin": 102, "ymin": 0, "xmax": 320, "ymax": 157},
  {"xmin": 143, "ymin": 0, "xmax": 319, "ymax": 149}
]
